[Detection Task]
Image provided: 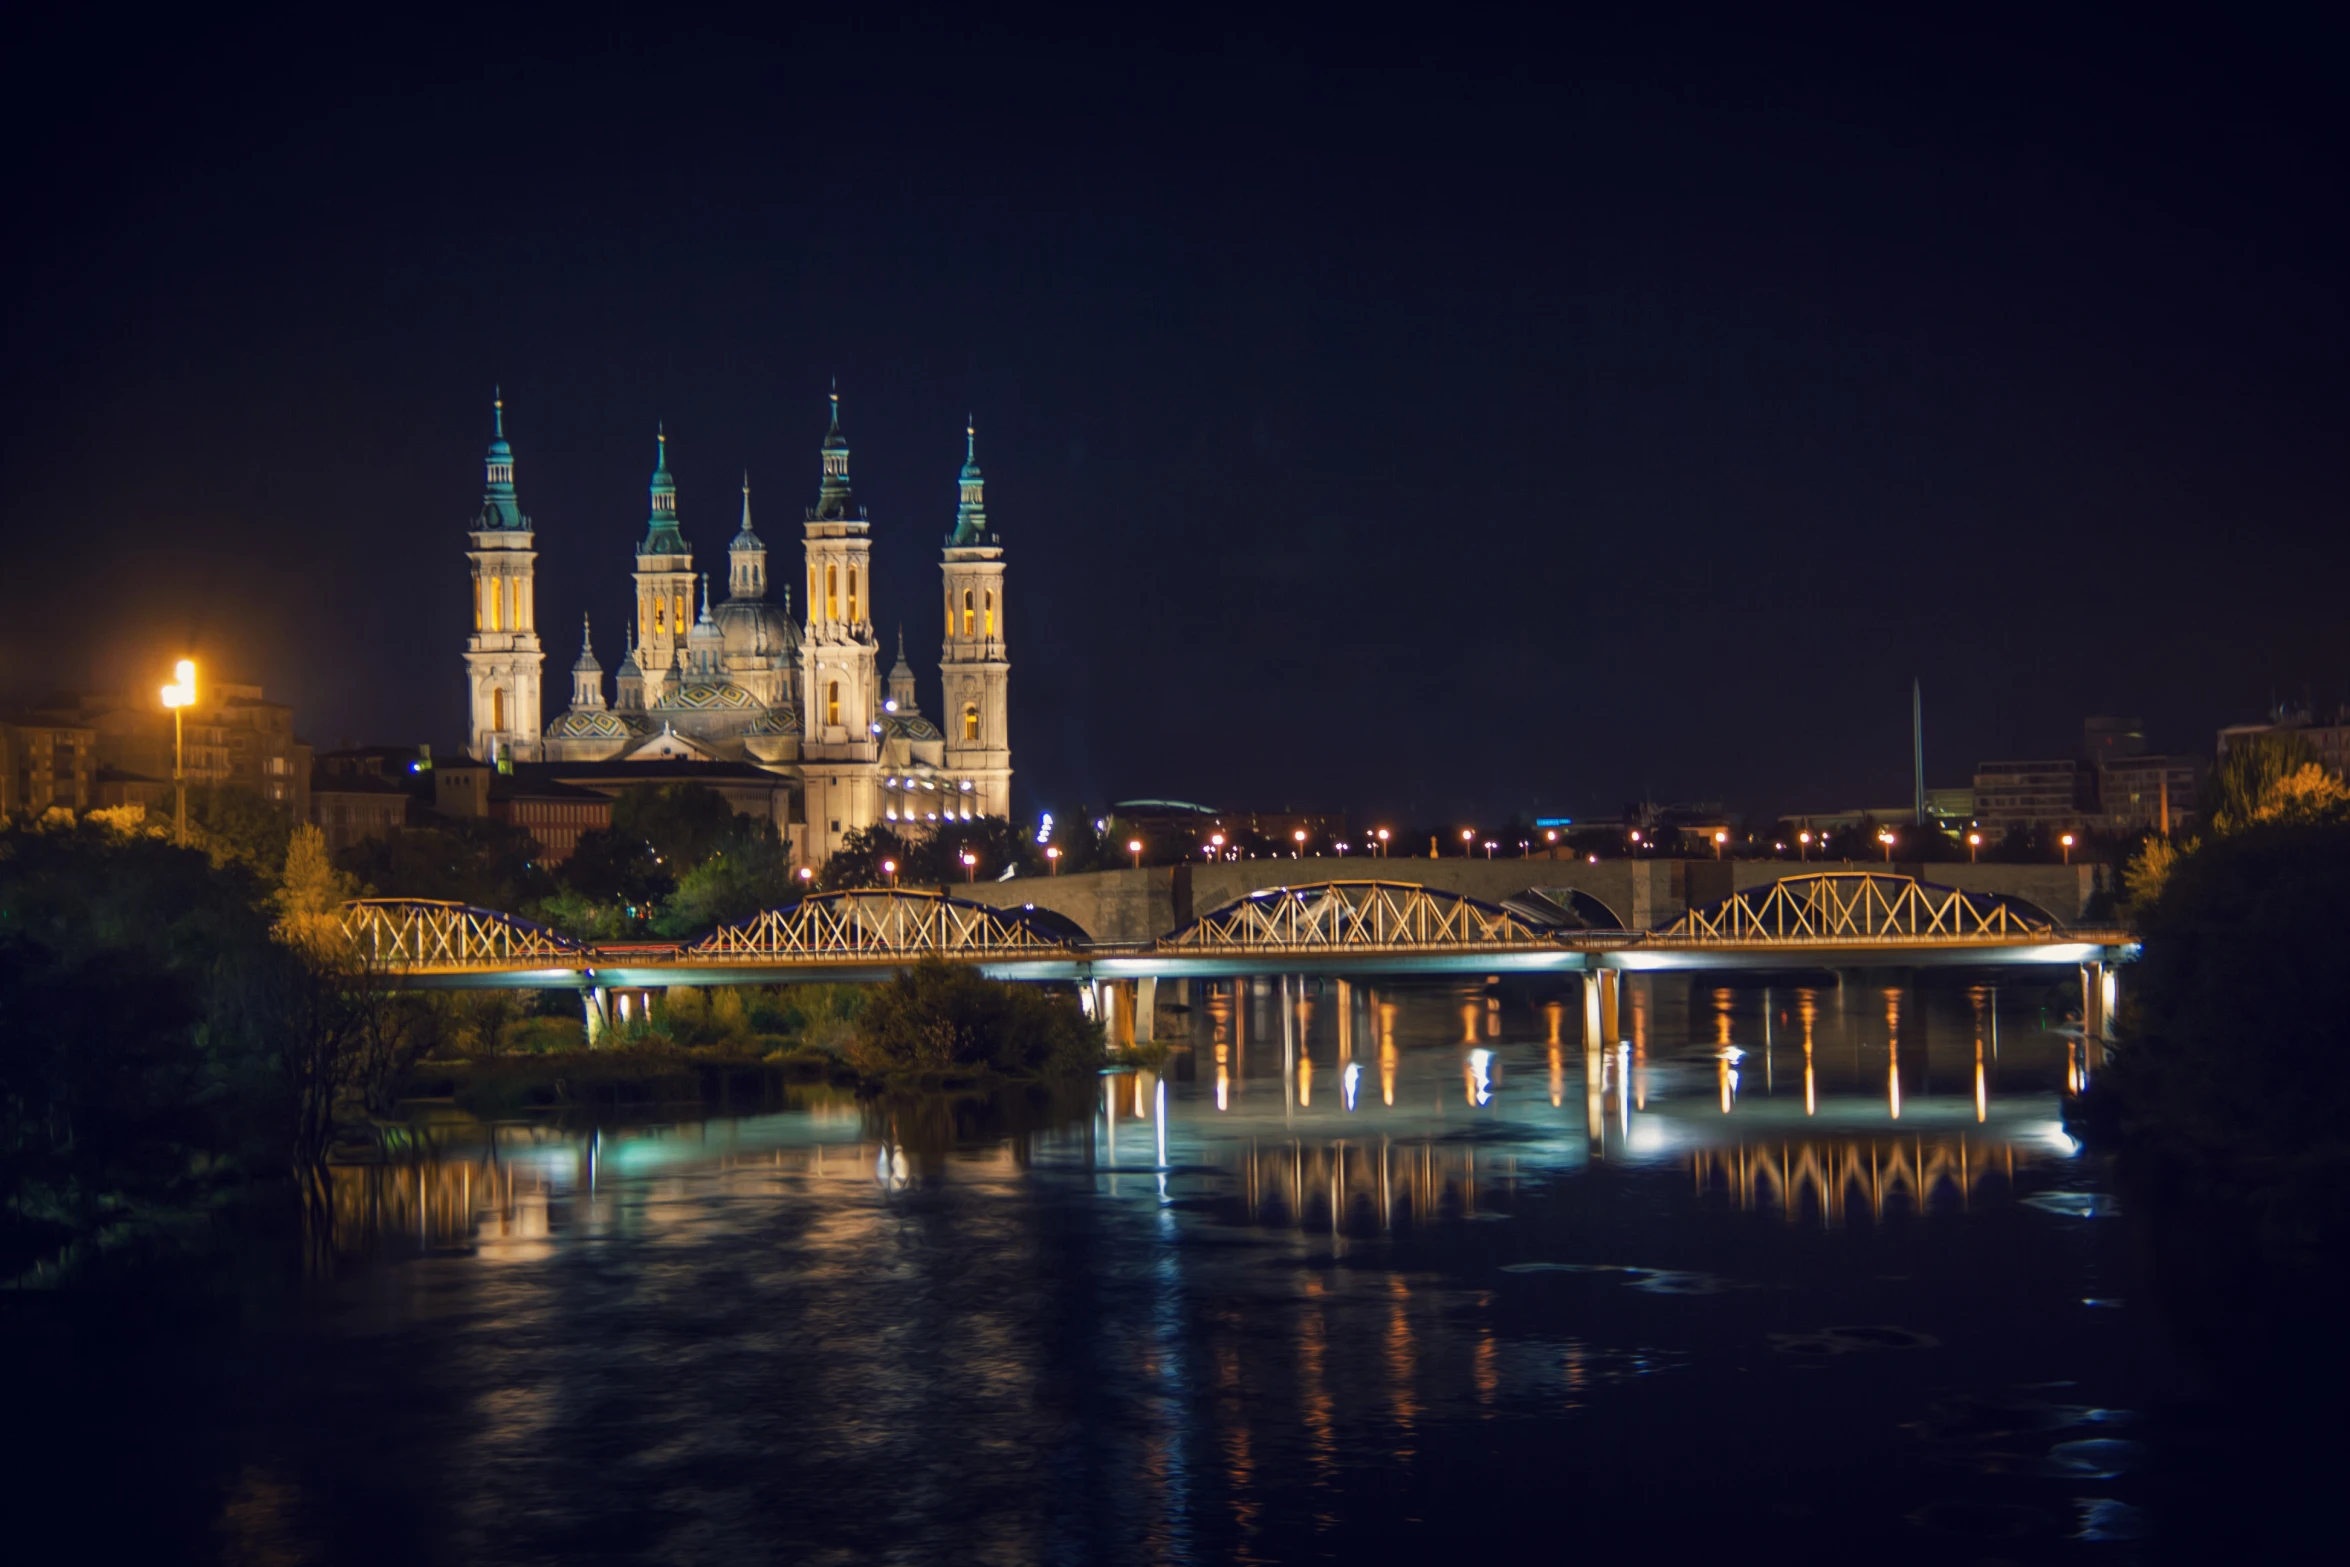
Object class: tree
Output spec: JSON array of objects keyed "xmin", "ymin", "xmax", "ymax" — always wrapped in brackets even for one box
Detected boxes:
[
  {"xmin": 844, "ymin": 959, "xmax": 1102, "ymax": 1079},
  {"xmin": 274, "ymin": 824, "xmax": 356, "ymax": 953},
  {"xmin": 188, "ymin": 782, "xmax": 296, "ymax": 878},
  {"xmin": 336, "ymin": 815, "xmax": 553, "ymax": 909},
  {"xmin": 2206, "ymin": 732, "xmax": 2350, "ymax": 833},
  {"xmin": 825, "ymin": 824, "xmax": 916, "ymax": 889},
  {"xmin": 654, "ymin": 821, "xmax": 800, "ymax": 936},
  {"xmin": 610, "ymin": 782, "xmax": 739, "ymax": 871}
]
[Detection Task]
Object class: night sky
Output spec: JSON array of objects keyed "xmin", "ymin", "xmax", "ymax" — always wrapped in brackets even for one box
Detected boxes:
[{"xmin": 3, "ymin": 8, "xmax": 2340, "ymax": 825}]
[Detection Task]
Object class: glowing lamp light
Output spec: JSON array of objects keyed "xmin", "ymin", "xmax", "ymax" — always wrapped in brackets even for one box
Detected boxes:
[{"xmin": 1046, "ymin": 845, "xmax": 1062, "ymax": 875}]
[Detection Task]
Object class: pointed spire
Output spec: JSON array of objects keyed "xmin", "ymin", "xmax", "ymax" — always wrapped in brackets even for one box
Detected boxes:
[
  {"xmin": 697, "ymin": 574, "xmax": 715, "ymax": 623},
  {"xmin": 949, "ymin": 415, "xmax": 989, "ymax": 545},
  {"xmin": 639, "ymin": 423, "xmax": 687, "ymax": 555},
  {"xmin": 574, "ymin": 612, "xmax": 598, "ymax": 664},
  {"xmin": 814, "ymin": 382, "xmax": 854, "ymax": 520},
  {"xmin": 474, "ymin": 389, "xmax": 525, "ymax": 531}
]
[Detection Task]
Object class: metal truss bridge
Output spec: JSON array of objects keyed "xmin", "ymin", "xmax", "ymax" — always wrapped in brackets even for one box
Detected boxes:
[{"xmin": 336, "ymin": 875, "xmax": 2133, "ymax": 993}]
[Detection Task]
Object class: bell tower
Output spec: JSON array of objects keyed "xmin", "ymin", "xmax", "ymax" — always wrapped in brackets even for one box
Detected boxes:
[
  {"xmin": 464, "ymin": 389, "xmax": 544, "ymax": 762},
  {"xmin": 632, "ymin": 427, "xmax": 695, "ymax": 706},
  {"xmin": 798, "ymin": 386, "xmax": 881, "ymax": 858},
  {"xmin": 939, "ymin": 418, "xmax": 1010, "ymax": 817}
]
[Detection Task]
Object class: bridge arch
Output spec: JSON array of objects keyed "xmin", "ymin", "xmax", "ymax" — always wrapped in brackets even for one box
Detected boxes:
[
  {"xmin": 683, "ymin": 887, "xmax": 1085, "ymax": 960},
  {"xmin": 1656, "ymin": 873, "xmax": 2056, "ymax": 943},
  {"xmin": 339, "ymin": 899, "xmax": 589, "ymax": 970},
  {"xmin": 1159, "ymin": 880, "xmax": 1563, "ymax": 954}
]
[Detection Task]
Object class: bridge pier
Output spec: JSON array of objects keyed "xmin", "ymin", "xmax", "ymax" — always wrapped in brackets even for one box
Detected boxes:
[
  {"xmin": 1135, "ymin": 977, "xmax": 1158, "ymax": 1044},
  {"xmin": 1597, "ymin": 969, "xmax": 1622, "ymax": 1047},
  {"xmin": 582, "ymin": 985, "xmax": 610, "ymax": 1047},
  {"xmin": 2081, "ymin": 960, "xmax": 2116, "ymax": 1044}
]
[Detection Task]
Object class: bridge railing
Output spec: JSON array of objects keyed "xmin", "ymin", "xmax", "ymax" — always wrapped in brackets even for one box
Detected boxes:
[
  {"xmin": 681, "ymin": 888, "xmax": 1081, "ymax": 961},
  {"xmin": 1652, "ymin": 873, "xmax": 2056, "ymax": 945},
  {"xmin": 340, "ymin": 899, "xmax": 589, "ymax": 970},
  {"xmin": 1160, "ymin": 880, "xmax": 1561, "ymax": 954}
]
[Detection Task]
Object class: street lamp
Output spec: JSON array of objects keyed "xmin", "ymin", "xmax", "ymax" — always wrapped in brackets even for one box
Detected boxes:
[
  {"xmin": 1336, "ymin": 841, "xmax": 1349, "ymax": 856},
  {"xmin": 1877, "ymin": 829, "xmax": 1895, "ymax": 863},
  {"xmin": 1375, "ymin": 827, "xmax": 1390, "ymax": 857},
  {"xmin": 1293, "ymin": 828, "xmax": 1307, "ymax": 858},
  {"xmin": 1046, "ymin": 845, "xmax": 1062, "ymax": 876},
  {"xmin": 1967, "ymin": 831, "xmax": 1982, "ymax": 864},
  {"xmin": 1460, "ymin": 828, "xmax": 1475, "ymax": 856},
  {"xmin": 797, "ymin": 866, "xmax": 815, "ymax": 890},
  {"xmin": 1798, "ymin": 830, "xmax": 1812, "ymax": 862},
  {"xmin": 1482, "ymin": 840, "xmax": 1497, "ymax": 859},
  {"xmin": 1127, "ymin": 838, "xmax": 1143, "ymax": 870},
  {"xmin": 1713, "ymin": 829, "xmax": 1728, "ymax": 860},
  {"xmin": 882, "ymin": 858, "xmax": 898, "ymax": 887},
  {"xmin": 961, "ymin": 851, "xmax": 978, "ymax": 883},
  {"xmin": 160, "ymin": 659, "xmax": 196, "ymax": 846},
  {"xmin": 2060, "ymin": 832, "xmax": 2075, "ymax": 866}
]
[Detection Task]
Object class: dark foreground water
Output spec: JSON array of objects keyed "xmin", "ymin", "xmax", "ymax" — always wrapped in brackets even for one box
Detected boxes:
[{"xmin": 5, "ymin": 973, "xmax": 2321, "ymax": 1561}]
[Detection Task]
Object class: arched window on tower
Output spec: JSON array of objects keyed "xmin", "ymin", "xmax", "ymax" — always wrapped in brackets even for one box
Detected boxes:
[
  {"xmin": 944, "ymin": 592, "xmax": 953, "ymax": 637},
  {"xmin": 961, "ymin": 589, "xmax": 974, "ymax": 637},
  {"xmin": 827, "ymin": 565, "xmax": 839, "ymax": 622},
  {"xmin": 474, "ymin": 578, "xmax": 485, "ymax": 631},
  {"xmin": 847, "ymin": 567, "xmax": 859, "ymax": 623},
  {"xmin": 493, "ymin": 688, "xmax": 507, "ymax": 732},
  {"xmin": 673, "ymin": 592, "xmax": 686, "ymax": 632},
  {"xmin": 508, "ymin": 579, "xmax": 521, "ymax": 631},
  {"xmin": 963, "ymin": 703, "xmax": 980, "ymax": 742},
  {"xmin": 983, "ymin": 590, "xmax": 994, "ymax": 638},
  {"xmin": 827, "ymin": 681, "xmax": 841, "ymax": 727},
  {"xmin": 653, "ymin": 596, "xmax": 666, "ymax": 635},
  {"xmin": 809, "ymin": 565, "xmax": 818, "ymax": 619},
  {"xmin": 487, "ymin": 576, "xmax": 502, "ymax": 631}
]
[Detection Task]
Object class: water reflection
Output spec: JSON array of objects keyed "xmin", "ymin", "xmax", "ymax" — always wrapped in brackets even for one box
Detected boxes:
[{"xmin": 209, "ymin": 972, "xmax": 2144, "ymax": 1562}]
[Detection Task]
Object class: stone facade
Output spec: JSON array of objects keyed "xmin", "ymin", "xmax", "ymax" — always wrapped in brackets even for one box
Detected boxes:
[{"xmin": 469, "ymin": 391, "xmax": 1013, "ymax": 862}]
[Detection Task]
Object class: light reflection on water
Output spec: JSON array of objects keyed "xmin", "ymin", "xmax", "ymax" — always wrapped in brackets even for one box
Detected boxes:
[{"xmin": 272, "ymin": 974, "xmax": 2150, "ymax": 1561}]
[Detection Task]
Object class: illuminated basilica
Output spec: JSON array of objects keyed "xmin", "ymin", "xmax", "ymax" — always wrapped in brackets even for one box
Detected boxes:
[{"xmin": 461, "ymin": 389, "xmax": 1011, "ymax": 859}]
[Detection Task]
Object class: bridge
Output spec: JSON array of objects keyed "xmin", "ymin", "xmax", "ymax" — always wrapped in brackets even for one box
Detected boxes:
[{"xmin": 337, "ymin": 874, "xmax": 2133, "ymax": 1040}]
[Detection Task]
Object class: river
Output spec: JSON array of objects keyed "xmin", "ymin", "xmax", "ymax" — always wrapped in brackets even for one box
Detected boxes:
[{"xmin": 8, "ymin": 972, "xmax": 2284, "ymax": 1561}]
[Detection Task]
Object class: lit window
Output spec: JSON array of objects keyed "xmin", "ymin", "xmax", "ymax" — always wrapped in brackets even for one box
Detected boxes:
[
  {"xmin": 486, "ymin": 577, "xmax": 502, "ymax": 631},
  {"xmin": 654, "ymin": 598, "xmax": 666, "ymax": 634},
  {"xmin": 674, "ymin": 592, "xmax": 685, "ymax": 630},
  {"xmin": 827, "ymin": 681, "xmax": 840, "ymax": 726},
  {"xmin": 983, "ymin": 590, "xmax": 994, "ymax": 637},
  {"xmin": 509, "ymin": 578, "xmax": 521, "ymax": 630},
  {"xmin": 963, "ymin": 703, "xmax": 979, "ymax": 742},
  {"xmin": 827, "ymin": 565, "xmax": 838, "ymax": 621},
  {"xmin": 847, "ymin": 567, "xmax": 859, "ymax": 622},
  {"xmin": 962, "ymin": 589, "xmax": 974, "ymax": 637},
  {"xmin": 493, "ymin": 688, "xmax": 507, "ymax": 731}
]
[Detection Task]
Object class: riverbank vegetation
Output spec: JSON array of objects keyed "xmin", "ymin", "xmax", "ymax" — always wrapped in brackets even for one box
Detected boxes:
[
  {"xmin": 2100, "ymin": 747, "xmax": 2350, "ymax": 1399},
  {"xmin": 843, "ymin": 959, "xmax": 1103, "ymax": 1084}
]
